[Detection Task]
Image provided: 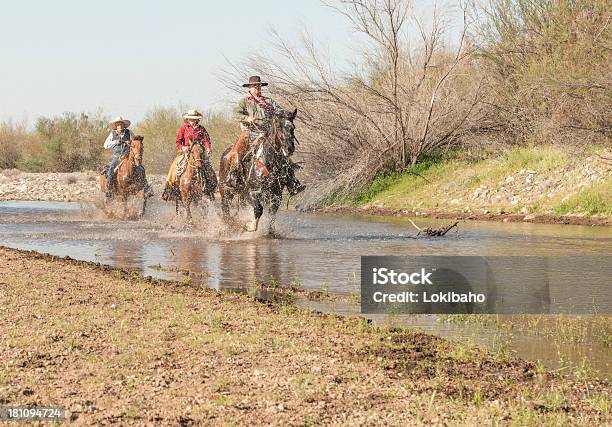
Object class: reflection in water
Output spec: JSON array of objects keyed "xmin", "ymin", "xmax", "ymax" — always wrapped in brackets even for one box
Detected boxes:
[
  {"xmin": 0, "ymin": 200, "xmax": 610, "ymax": 377},
  {"xmin": 109, "ymin": 240, "xmax": 145, "ymax": 271}
]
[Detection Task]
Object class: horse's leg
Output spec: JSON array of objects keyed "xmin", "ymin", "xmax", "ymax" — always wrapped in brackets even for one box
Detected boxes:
[
  {"xmin": 178, "ymin": 175, "xmax": 193, "ymax": 225},
  {"xmin": 121, "ymin": 193, "xmax": 128, "ymax": 219},
  {"xmin": 185, "ymin": 197, "xmax": 192, "ymax": 223},
  {"xmin": 221, "ymin": 190, "xmax": 233, "ymax": 220},
  {"xmin": 245, "ymin": 194, "xmax": 263, "ymax": 232},
  {"xmin": 99, "ymin": 175, "xmax": 106, "ymax": 196},
  {"xmin": 268, "ymin": 189, "xmax": 282, "ymax": 235},
  {"xmin": 99, "ymin": 175, "xmax": 109, "ymax": 213},
  {"xmin": 141, "ymin": 190, "xmax": 147, "ymax": 217}
]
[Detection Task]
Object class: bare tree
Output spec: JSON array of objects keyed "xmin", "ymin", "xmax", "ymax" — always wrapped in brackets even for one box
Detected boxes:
[{"xmin": 222, "ymin": 0, "xmax": 487, "ymax": 207}]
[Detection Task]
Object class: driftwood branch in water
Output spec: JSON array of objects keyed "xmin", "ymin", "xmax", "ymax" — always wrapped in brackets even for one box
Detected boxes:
[{"xmin": 408, "ymin": 219, "xmax": 459, "ymax": 237}]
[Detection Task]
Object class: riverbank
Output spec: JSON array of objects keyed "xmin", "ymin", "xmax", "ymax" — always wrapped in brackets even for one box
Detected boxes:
[
  {"xmin": 2, "ymin": 145, "xmax": 610, "ymax": 227},
  {"xmin": 0, "ymin": 246, "xmax": 609, "ymax": 425},
  {"xmin": 315, "ymin": 146, "xmax": 611, "ymax": 226},
  {"xmin": 0, "ymin": 169, "xmax": 167, "ymax": 202}
]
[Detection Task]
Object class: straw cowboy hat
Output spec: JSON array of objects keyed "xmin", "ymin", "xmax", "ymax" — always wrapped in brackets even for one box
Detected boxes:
[
  {"xmin": 183, "ymin": 109, "xmax": 204, "ymax": 120},
  {"xmin": 242, "ymin": 75, "xmax": 268, "ymax": 87},
  {"xmin": 109, "ymin": 116, "xmax": 131, "ymax": 129}
]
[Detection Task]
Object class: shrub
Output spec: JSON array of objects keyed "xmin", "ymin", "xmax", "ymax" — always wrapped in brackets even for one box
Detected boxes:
[
  {"xmin": 34, "ymin": 112, "xmax": 108, "ymax": 172},
  {"xmin": 473, "ymin": 0, "xmax": 612, "ymax": 146}
]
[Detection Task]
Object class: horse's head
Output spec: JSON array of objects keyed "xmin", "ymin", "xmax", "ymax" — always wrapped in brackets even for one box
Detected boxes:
[
  {"xmin": 131, "ymin": 135, "xmax": 144, "ymax": 166},
  {"xmin": 280, "ymin": 108, "xmax": 297, "ymax": 156},
  {"xmin": 189, "ymin": 140, "xmax": 205, "ymax": 167}
]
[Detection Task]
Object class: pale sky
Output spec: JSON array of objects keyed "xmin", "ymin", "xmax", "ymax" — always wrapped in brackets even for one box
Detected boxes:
[{"xmin": 0, "ymin": 0, "xmax": 463, "ymax": 123}]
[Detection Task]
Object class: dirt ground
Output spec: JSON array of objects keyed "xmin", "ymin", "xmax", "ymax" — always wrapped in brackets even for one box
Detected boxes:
[{"xmin": 0, "ymin": 247, "xmax": 609, "ymax": 426}]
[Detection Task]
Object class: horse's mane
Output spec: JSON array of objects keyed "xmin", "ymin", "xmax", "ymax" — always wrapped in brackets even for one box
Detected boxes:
[{"xmin": 268, "ymin": 115, "xmax": 285, "ymax": 148}]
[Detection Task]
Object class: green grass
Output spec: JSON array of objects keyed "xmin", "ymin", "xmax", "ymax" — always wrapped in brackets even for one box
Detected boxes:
[
  {"xmin": 339, "ymin": 145, "xmax": 609, "ymax": 217},
  {"xmin": 354, "ymin": 155, "xmax": 445, "ymax": 204},
  {"xmin": 504, "ymin": 146, "xmax": 565, "ymax": 172},
  {"xmin": 555, "ymin": 182, "xmax": 612, "ymax": 216}
]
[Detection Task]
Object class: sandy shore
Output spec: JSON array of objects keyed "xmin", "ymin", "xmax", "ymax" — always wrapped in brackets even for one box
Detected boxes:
[{"xmin": 0, "ymin": 246, "xmax": 609, "ymax": 425}]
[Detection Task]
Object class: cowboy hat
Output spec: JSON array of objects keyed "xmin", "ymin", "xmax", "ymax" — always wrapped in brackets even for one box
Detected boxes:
[
  {"xmin": 183, "ymin": 109, "xmax": 204, "ymax": 120},
  {"xmin": 109, "ymin": 116, "xmax": 131, "ymax": 129},
  {"xmin": 242, "ymin": 75, "xmax": 268, "ymax": 87}
]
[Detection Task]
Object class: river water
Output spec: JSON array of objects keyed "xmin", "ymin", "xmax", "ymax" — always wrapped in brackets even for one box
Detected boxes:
[{"xmin": 1, "ymin": 200, "xmax": 610, "ymax": 377}]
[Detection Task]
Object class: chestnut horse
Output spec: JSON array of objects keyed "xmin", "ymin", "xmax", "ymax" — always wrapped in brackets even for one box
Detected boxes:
[
  {"xmin": 99, "ymin": 136, "xmax": 147, "ymax": 218},
  {"xmin": 219, "ymin": 109, "xmax": 297, "ymax": 232},
  {"xmin": 175, "ymin": 141, "xmax": 213, "ymax": 222}
]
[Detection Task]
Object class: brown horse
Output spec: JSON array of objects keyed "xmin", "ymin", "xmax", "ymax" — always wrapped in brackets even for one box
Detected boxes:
[
  {"xmin": 99, "ymin": 136, "xmax": 147, "ymax": 218},
  {"xmin": 175, "ymin": 141, "xmax": 210, "ymax": 222}
]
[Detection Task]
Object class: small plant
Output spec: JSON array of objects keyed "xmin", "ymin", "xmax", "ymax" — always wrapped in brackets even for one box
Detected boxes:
[
  {"xmin": 588, "ymin": 394, "xmax": 610, "ymax": 414},
  {"xmin": 268, "ymin": 275, "xmax": 280, "ymax": 289},
  {"xmin": 289, "ymin": 277, "xmax": 301, "ymax": 291},
  {"xmin": 65, "ymin": 174, "xmax": 78, "ymax": 185},
  {"xmin": 574, "ymin": 357, "xmax": 597, "ymax": 383}
]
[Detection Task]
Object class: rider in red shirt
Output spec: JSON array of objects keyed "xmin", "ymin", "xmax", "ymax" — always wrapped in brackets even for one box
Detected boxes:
[
  {"xmin": 176, "ymin": 121, "xmax": 211, "ymax": 151},
  {"xmin": 162, "ymin": 110, "xmax": 217, "ymax": 201}
]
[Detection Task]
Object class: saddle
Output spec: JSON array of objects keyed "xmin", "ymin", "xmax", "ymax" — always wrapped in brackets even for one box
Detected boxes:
[{"xmin": 100, "ymin": 156, "xmax": 146, "ymax": 190}]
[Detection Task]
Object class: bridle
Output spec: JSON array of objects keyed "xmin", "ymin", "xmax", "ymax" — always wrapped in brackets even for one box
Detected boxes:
[
  {"xmin": 128, "ymin": 141, "xmax": 143, "ymax": 167},
  {"xmin": 187, "ymin": 141, "xmax": 205, "ymax": 169}
]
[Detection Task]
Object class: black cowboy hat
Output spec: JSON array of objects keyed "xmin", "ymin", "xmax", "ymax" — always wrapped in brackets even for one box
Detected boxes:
[{"xmin": 242, "ymin": 75, "xmax": 268, "ymax": 87}]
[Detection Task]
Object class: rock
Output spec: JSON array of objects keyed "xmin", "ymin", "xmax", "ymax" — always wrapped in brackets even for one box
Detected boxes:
[
  {"xmin": 505, "ymin": 176, "xmax": 515, "ymax": 183},
  {"xmin": 524, "ymin": 214, "xmax": 536, "ymax": 221},
  {"xmin": 483, "ymin": 209, "xmax": 490, "ymax": 214},
  {"xmin": 450, "ymin": 199, "xmax": 461, "ymax": 205}
]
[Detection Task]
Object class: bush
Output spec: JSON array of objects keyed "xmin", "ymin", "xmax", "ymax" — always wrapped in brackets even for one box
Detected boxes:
[
  {"xmin": 0, "ymin": 121, "xmax": 31, "ymax": 169},
  {"xmin": 135, "ymin": 107, "xmax": 183, "ymax": 173},
  {"xmin": 34, "ymin": 112, "xmax": 108, "ymax": 172},
  {"xmin": 473, "ymin": 0, "xmax": 612, "ymax": 146},
  {"xmin": 135, "ymin": 107, "xmax": 237, "ymax": 174}
]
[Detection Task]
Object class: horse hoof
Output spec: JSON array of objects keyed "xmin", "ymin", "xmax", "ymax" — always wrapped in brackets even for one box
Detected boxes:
[{"xmin": 244, "ymin": 220, "xmax": 258, "ymax": 232}]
